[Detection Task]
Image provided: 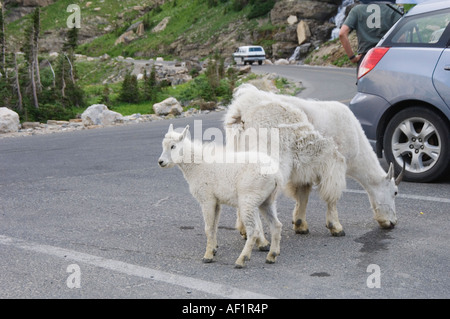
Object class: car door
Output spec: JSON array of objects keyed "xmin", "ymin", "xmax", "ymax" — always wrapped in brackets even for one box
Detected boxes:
[{"xmin": 433, "ymin": 48, "xmax": 450, "ymax": 107}]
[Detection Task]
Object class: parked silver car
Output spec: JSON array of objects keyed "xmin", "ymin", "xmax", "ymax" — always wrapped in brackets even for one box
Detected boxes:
[{"xmin": 349, "ymin": 0, "xmax": 450, "ymax": 182}]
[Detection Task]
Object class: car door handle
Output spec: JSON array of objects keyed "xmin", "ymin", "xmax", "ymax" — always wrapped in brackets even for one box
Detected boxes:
[{"xmin": 444, "ymin": 65, "xmax": 450, "ymax": 71}]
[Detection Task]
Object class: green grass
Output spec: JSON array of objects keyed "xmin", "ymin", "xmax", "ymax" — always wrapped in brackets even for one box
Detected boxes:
[
  {"xmin": 110, "ymin": 101, "xmax": 155, "ymax": 116},
  {"xmin": 6, "ymin": 0, "xmax": 147, "ymax": 44},
  {"xmin": 76, "ymin": 0, "xmax": 256, "ymax": 58}
]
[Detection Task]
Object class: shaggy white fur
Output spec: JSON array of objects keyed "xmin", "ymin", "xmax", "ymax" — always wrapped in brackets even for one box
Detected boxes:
[
  {"xmin": 225, "ymin": 84, "xmax": 347, "ymax": 237},
  {"xmin": 225, "ymin": 84, "xmax": 401, "ymax": 238}
]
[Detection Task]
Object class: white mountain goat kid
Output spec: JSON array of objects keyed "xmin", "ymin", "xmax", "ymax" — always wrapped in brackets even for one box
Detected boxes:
[
  {"xmin": 158, "ymin": 124, "xmax": 283, "ymax": 268},
  {"xmin": 225, "ymin": 84, "xmax": 403, "ymax": 238}
]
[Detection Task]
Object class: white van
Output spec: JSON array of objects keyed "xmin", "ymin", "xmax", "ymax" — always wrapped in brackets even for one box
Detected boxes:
[{"xmin": 232, "ymin": 46, "xmax": 266, "ymax": 65}]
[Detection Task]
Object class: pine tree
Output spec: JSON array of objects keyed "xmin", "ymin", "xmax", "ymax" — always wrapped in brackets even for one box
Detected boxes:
[
  {"xmin": 52, "ymin": 23, "xmax": 84, "ymax": 108},
  {"xmin": 14, "ymin": 53, "xmax": 23, "ymax": 111},
  {"xmin": 21, "ymin": 8, "xmax": 40, "ymax": 109},
  {"xmin": 143, "ymin": 65, "xmax": 158, "ymax": 102},
  {"xmin": 33, "ymin": 7, "xmax": 41, "ymax": 91},
  {"xmin": 63, "ymin": 27, "xmax": 79, "ymax": 53},
  {"xmin": 119, "ymin": 73, "xmax": 140, "ymax": 103},
  {"xmin": 0, "ymin": 0, "xmax": 6, "ymax": 78}
]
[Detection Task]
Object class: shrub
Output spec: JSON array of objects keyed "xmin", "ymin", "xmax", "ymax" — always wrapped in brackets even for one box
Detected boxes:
[
  {"xmin": 247, "ymin": 0, "xmax": 275, "ymax": 19},
  {"xmin": 119, "ymin": 73, "xmax": 140, "ymax": 103},
  {"xmin": 27, "ymin": 103, "xmax": 77, "ymax": 122}
]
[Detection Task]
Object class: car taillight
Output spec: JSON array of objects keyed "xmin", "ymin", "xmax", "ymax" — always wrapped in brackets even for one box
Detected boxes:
[{"xmin": 358, "ymin": 47, "xmax": 390, "ymax": 79}]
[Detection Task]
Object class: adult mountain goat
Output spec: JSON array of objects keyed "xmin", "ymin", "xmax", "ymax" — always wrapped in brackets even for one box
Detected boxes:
[
  {"xmin": 158, "ymin": 124, "xmax": 283, "ymax": 268},
  {"xmin": 225, "ymin": 84, "xmax": 403, "ymax": 237},
  {"xmin": 225, "ymin": 85, "xmax": 348, "ymax": 237}
]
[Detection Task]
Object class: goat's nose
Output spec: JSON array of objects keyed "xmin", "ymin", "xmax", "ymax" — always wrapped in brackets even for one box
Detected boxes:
[{"xmin": 158, "ymin": 160, "xmax": 164, "ymax": 166}]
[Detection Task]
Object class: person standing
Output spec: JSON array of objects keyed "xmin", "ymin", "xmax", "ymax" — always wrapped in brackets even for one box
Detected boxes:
[{"xmin": 339, "ymin": 0, "xmax": 403, "ymax": 72}]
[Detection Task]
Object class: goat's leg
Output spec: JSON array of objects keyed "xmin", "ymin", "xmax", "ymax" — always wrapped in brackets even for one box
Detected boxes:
[
  {"xmin": 201, "ymin": 202, "xmax": 221, "ymax": 263},
  {"xmin": 235, "ymin": 206, "xmax": 258, "ymax": 268},
  {"xmin": 236, "ymin": 209, "xmax": 270, "ymax": 251},
  {"xmin": 292, "ymin": 185, "xmax": 311, "ymax": 234},
  {"xmin": 325, "ymin": 201, "xmax": 345, "ymax": 237},
  {"xmin": 235, "ymin": 209, "xmax": 246, "ymax": 239},
  {"xmin": 259, "ymin": 200, "xmax": 282, "ymax": 264},
  {"xmin": 255, "ymin": 214, "xmax": 270, "ymax": 251}
]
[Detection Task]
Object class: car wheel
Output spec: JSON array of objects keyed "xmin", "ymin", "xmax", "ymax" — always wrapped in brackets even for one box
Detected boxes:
[
  {"xmin": 383, "ymin": 106, "xmax": 450, "ymax": 182},
  {"xmin": 258, "ymin": 60, "xmax": 263, "ymax": 65}
]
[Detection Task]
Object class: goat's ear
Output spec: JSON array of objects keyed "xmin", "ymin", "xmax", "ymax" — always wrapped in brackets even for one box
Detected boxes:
[
  {"xmin": 168, "ymin": 123, "xmax": 174, "ymax": 133},
  {"xmin": 180, "ymin": 125, "xmax": 190, "ymax": 140}
]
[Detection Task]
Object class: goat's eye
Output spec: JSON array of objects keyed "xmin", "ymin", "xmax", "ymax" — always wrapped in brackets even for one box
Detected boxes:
[
  {"xmin": 171, "ymin": 145, "xmax": 176, "ymax": 150},
  {"xmin": 394, "ymin": 191, "xmax": 398, "ymax": 196}
]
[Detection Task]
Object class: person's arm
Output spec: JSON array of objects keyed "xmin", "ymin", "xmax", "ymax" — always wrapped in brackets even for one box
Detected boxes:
[{"xmin": 339, "ymin": 24, "xmax": 361, "ymax": 64}]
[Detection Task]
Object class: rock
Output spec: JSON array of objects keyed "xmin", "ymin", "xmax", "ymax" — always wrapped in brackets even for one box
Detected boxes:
[
  {"xmin": 247, "ymin": 76, "xmax": 280, "ymax": 94},
  {"xmin": 297, "ymin": 20, "xmax": 311, "ymax": 45},
  {"xmin": 152, "ymin": 17, "xmax": 170, "ymax": 33},
  {"xmin": 17, "ymin": 0, "xmax": 54, "ymax": 7},
  {"xmin": 270, "ymin": 1, "xmax": 338, "ymax": 25},
  {"xmin": 22, "ymin": 122, "xmax": 41, "ymax": 129},
  {"xmin": 190, "ymin": 99, "xmax": 216, "ymax": 111},
  {"xmin": 0, "ymin": 107, "xmax": 20, "ymax": 133},
  {"xmin": 126, "ymin": 21, "xmax": 143, "ymax": 32},
  {"xmin": 100, "ymin": 53, "xmax": 110, "ymax": 61},
  {"xmin": 238, "ymin": 65, "xmax": 252, "ymax": 74},
  {"xmin": 272, "ymin": 42, "xmax": 298, "ymax": 59},
  {"xmin": 269, "ymin": 0, "xmax": 338, "ymax": 45},
  {"xmin": 47, "ymin": 120, "xmax": 69, "ymax": 126},
  {"xmin": 81, "ymin": 104, "xmax": 123, "ymax": 126},
  {"xmin": 274, "ymin": 58, "xmax": 290, "ymax": 65},
  {"xmin": 287, "ymin": 15, "xmax": 298, "ymax": 25},
  {"xmin": 153, "ymin": 97, "xmax": 183, "ymax": 116},
  {"xmin": 136, "ymin": 23, "xmax": 145, "ymax": 36},
  {"xmin": 115, "ymin": 30, "xmax": 137, "ymax": 46}
]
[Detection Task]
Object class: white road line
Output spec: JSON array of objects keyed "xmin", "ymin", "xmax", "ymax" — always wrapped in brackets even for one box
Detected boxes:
[
  {"xmin": 344, "ymin": 189, "xmax": 450, "ymax": 203},
  {"xmin": 0, "ymin": 235, "xmax": 275, "ymax": 299}
]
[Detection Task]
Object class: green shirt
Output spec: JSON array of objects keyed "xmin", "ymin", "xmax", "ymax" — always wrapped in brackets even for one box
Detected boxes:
[{"xmin": 344, "ymin": 4, "xmax": 402, "ymax": 54}]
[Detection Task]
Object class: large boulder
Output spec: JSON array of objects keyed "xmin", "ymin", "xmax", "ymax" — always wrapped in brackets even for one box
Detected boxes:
[
  {"xmin": 270, "ymin": 0, "xmax": 338, "ymax": 25},
  {"xmin": 152, "ymin": 17, "xmax": 170, "ymax": 33},
  {"xmin": 81, "ymin": 104, "xmax": 123, "ymax": 126},
  {"xmin": 297, "ymin": 20, "xmax": 311, "ymax": 45},
  {"xmin": 153, "ymin": 97, "xmax": 183, "ymax": 116},
  {"xmin": 0, "ymin": 107, "xmax": 20, "ymax": 133}
]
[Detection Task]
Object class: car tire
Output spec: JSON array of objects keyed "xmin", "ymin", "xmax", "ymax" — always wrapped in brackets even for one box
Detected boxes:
[
  {"xmin": 258, "ymin": 60, "xmax": 263, "ymax": 65},
  {"xmin": 383, "ymin": 106, "xmax": 450, "ymax": 182}
]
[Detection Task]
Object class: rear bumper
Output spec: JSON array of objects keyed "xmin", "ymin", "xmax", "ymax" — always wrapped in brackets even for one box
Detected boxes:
[
  {"xmin": 349, "ymin": 92, "xmax": 391, "ymax": 155},
  {"xmin": 233, "ymin": 55, "xmax": 265, "ymax": 61}
]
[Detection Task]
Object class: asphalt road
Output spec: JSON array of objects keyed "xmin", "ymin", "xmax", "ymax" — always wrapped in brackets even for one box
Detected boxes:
[
  {"xmin": 253, "ymin": 64, "xmax": 358, "ymax": 103},
  {"xmin": 0, "ymin": 65, "xmax": 449, "ymax": 302}
]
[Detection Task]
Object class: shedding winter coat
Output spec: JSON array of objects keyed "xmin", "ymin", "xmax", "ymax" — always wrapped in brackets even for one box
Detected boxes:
[
  {"xmin": 225, "ymin": 84, "xmax": 348, "ymax": 236},
  {"xmin": 225, "ymin": 84, "xmax": 401, "ymax": 236}
]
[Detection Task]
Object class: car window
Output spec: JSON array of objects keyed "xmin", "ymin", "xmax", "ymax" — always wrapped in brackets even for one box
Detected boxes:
[
  {"xmin": 249, "ymin": 47, "xmax": 262, "ymax": 52},
  {"xmin": 390, "ymin": 10, "xmax": 450, "ymax": 45}
]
